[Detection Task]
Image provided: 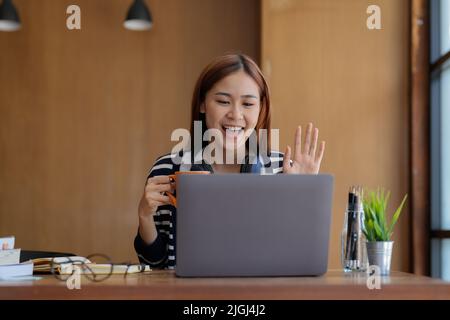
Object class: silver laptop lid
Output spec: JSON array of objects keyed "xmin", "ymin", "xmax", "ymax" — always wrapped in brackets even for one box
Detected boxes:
[{"xmin": 176, "ymin": 174, "xmax": 334, "ymax": 277}]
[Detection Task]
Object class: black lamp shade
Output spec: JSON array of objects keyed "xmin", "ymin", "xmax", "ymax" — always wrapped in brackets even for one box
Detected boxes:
[
  {"xmin": 0, "ymin": 0, "xmax": 21, "ymax": 31},
  {"xmin": 124, "ymin": 0, "xmax": 152, "ymax": 31}
]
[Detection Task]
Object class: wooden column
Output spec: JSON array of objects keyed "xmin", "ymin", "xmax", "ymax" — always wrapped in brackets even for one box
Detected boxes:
[{"xmin": 410, "ymin": 0, "xmax": 430, "ymax": 275}]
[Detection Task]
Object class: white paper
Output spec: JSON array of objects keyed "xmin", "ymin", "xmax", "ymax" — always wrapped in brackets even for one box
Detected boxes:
[{"xmin": 0, "ymin": 249, "xmax": 21, "ymax": 265}]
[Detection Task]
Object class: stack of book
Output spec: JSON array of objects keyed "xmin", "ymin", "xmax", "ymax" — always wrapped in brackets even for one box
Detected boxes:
[
  {"xmin": 1, "ymin": 236, "xmax": 151, "ymax": 279},
  {"xmin": 0, "ymin": 236, "xmax": 34, "ymax": 280}
]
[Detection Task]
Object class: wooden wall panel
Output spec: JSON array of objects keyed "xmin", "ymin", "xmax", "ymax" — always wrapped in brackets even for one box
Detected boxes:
[
  {"xmin": 0, "ymin": 0, "xmax": 260, "ymax": 262},
  {"xmin": 262, "ymin": 0, "xmax": 411, "ymax": 271},
  {"xmin": 410, "ymin": 0, "xmax": 430, "ymax": 276}
]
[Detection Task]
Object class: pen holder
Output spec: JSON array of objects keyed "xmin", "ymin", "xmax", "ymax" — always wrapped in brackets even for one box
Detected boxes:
[{"xmin": 340, "ymin": 208, "xmax": 368, "ymax": 272}]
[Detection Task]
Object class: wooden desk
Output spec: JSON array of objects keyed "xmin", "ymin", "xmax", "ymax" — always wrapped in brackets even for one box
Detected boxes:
[{"xmin": 1, "ymin": 270, "xmax": 450, "ymax": 300}]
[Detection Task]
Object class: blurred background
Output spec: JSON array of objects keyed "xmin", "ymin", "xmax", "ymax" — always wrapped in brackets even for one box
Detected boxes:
[{"xmin": 1, "ymin": 0, "xmax": 446, "ymax": 278}]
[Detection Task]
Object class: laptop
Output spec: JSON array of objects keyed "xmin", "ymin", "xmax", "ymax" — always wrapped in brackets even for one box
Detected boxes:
[{"xmin": 175, "ymin": 174, "xmax": 334, "ymax": 277}]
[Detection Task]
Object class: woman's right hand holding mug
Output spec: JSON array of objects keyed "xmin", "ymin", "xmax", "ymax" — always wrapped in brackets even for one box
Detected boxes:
[{"xmin": 138, "ymin": 175, "xmax": 175, "ymax": 219}]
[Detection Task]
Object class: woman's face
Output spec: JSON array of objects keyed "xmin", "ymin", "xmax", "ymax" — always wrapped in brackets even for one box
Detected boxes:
[{"xmin": 201, "ymin": 70, "xmax": 261, "ymax": 155}]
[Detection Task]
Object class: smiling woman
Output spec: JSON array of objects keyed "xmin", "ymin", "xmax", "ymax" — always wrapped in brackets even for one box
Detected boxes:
[
  {"xmin": 191, "ymin": 54, "xmax": 271, "ymax": 169},
  {"xmin": 200, "ymin": 70, "xmax": 262, "ymax": 167},
  {"xmin": 134, "ymin": 53, "xmax": 326, "ymax": 269}
]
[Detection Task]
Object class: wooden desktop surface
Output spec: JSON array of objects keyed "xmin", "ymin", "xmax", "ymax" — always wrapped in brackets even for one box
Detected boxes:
[{"xmin": 1, "ymin": 270, "xmax": 450, "ymax": 300}]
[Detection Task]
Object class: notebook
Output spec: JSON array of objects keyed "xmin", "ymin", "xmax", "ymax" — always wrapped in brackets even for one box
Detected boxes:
[{"xmin": 0, "ymin": 261, "xmax": 34, "ymax": 280}]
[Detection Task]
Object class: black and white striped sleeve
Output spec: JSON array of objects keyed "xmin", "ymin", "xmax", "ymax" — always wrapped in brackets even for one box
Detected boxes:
[{"xmin": 134, "ymin": 154, "xmax": 176, "ymax": 269}]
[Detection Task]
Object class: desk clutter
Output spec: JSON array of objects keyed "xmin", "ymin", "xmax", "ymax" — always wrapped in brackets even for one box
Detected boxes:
[
  {"xmin": 0, "ymin": 236, "xmax": 34, "ymax": 280},
  {"xmin": 33, "ymin": 256, "xmax": 151, "ymax": 275},
  {"xmin": 1, "ymin": 236, "xmax": 150, "ymax": 281}
]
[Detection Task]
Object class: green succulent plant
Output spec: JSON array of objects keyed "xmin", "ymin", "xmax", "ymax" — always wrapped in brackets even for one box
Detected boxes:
[{"xmin": 362, "ymin": 188, "xmax": 408, "ymax": 242}]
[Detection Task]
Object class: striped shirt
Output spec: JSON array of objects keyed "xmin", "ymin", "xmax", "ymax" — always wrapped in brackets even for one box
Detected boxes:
[{"xmin": 134, "ymin": 150, "xmax": 285, "ymax": 269}]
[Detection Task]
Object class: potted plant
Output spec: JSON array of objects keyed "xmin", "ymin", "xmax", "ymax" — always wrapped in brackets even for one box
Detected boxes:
[{"xmin": 362, "ymin": 188, "xmax": 408, "ymax": 275}]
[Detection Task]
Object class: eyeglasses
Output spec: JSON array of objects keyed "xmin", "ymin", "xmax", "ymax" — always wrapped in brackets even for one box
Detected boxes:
[{"xmin": 50, "ymin": 253, "xmax": 151, "ymax": 282}]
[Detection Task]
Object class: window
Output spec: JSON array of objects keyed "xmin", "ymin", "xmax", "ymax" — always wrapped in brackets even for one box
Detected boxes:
[{"xmin": 430, "ymin": 0, "xmax": 450, "ymax": 280}]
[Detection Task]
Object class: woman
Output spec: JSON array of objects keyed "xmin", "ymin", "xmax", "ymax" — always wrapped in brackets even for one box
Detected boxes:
[{"xmin": 134, "ymin": 53, "xmax": 325, "ymax": 269}]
